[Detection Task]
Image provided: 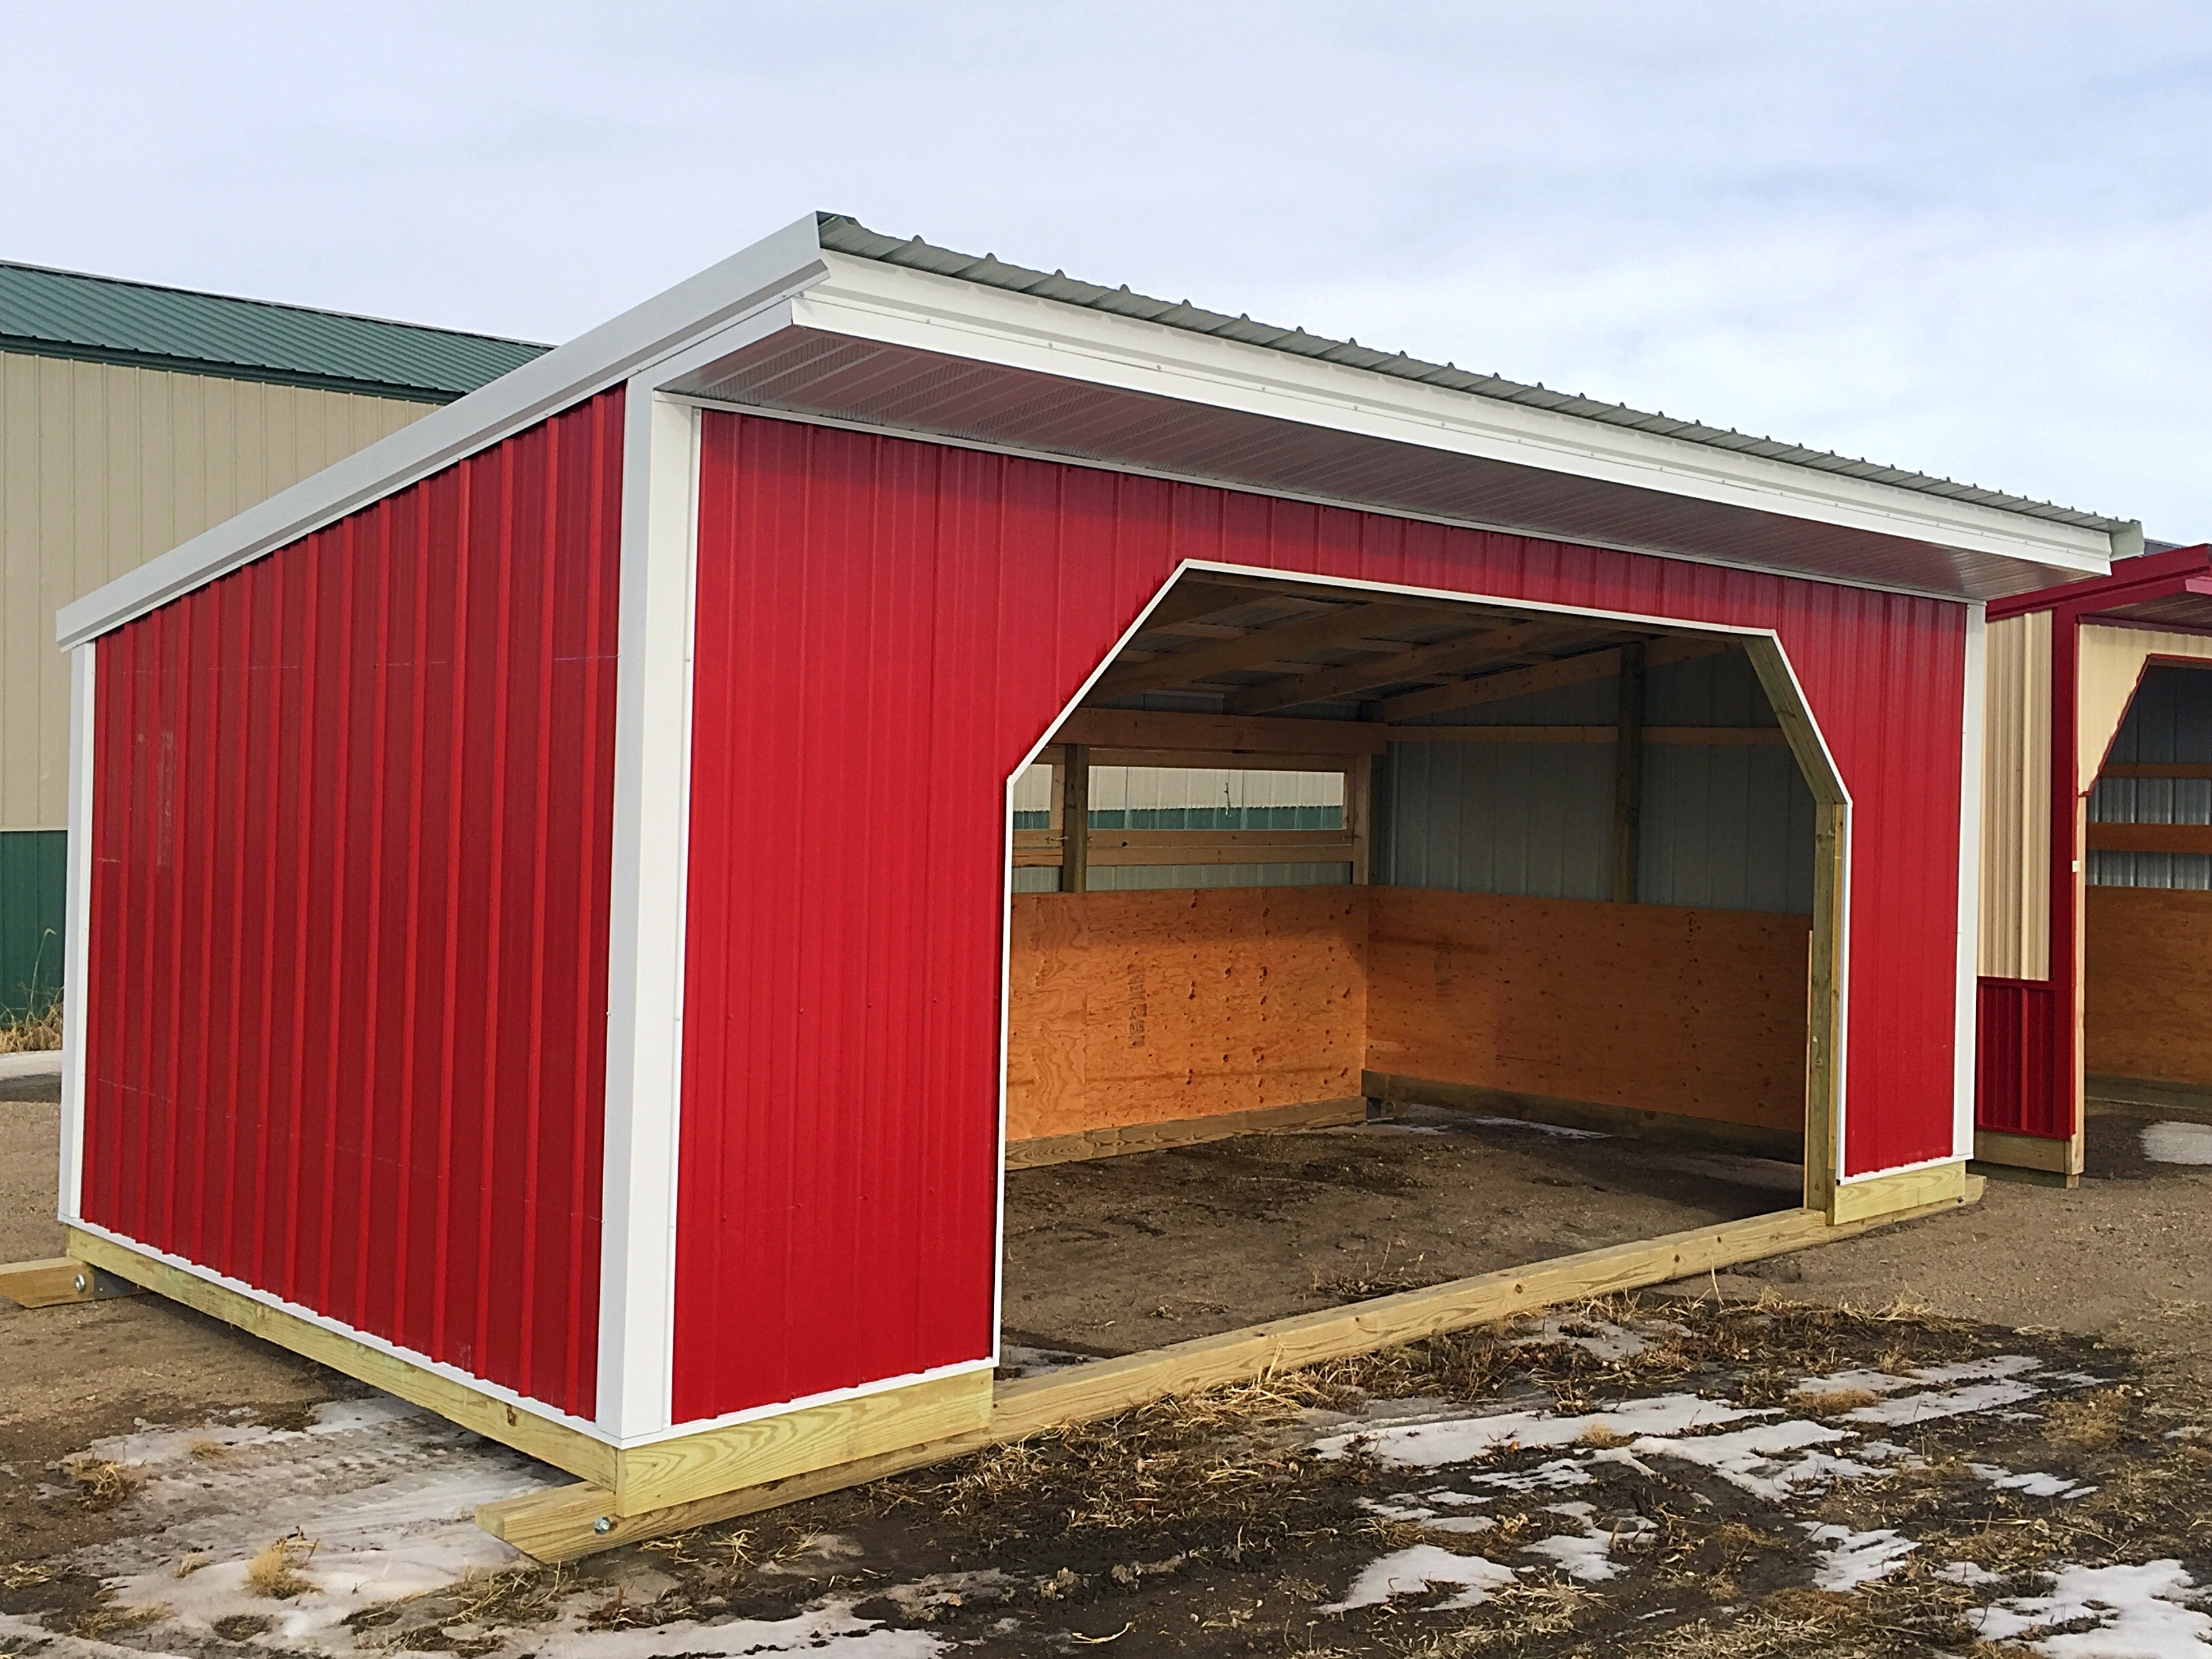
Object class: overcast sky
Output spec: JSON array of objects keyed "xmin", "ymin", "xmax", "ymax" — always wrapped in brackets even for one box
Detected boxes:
[{"xmin": 6, "ymin": 4, "xmax": 2207, "ymax": 539}]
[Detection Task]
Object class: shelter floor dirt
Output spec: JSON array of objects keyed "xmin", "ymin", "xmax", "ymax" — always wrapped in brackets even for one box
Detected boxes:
[{"xmin": 1000, "ymin": 1107, "xmax": 1804, "ymax": 1359}]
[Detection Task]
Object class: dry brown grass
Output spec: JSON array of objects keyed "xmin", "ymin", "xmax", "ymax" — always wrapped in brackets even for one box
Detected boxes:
[
  {"xmin": 244, "ymin": 1536, "xmax": 317, "ymax": 1599},
  {"xmin": 1790, "ymin": 1387, "xmax": 1880, "ymax": 1414},
  {"xmin": 1575, "ymin": 1423, "xmax": 1631, "ymax": 1448},
  {"xmin": 69, "ymin": 1592, "xmax": 169, "ymax": 1641},
  {"xmin": 63, "ymin": 1456, "xmax": 141, "ymax": 1509},
  {"xmin": 2043, "ymin": 1387, "xmax": 2131, "ymax": 1451},
  {"xmin": 0, "ymin": 997, "xmax": 61, "ymax": 1054}
]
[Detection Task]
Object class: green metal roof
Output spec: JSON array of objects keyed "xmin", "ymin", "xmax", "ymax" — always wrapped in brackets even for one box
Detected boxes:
[{"xmin": 0, "ymin": 260, "xmax": 547, "ymax": 402}]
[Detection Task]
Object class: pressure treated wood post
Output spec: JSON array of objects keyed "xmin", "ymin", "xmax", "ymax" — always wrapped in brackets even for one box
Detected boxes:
[
  {"xmin": 1061, "ymin": 744, "xmax": 1090, "ymax": 894},
  {"xmin": 1611, "ymin": 642, "xmax": 1646, "ymax": 903}
]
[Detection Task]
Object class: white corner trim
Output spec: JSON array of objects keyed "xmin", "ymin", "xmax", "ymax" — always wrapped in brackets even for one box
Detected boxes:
[
  {"xmin": 56, "ymin": 216, "xmax": 832, "ymax": 650},
  {"xmin": 793, "ymin": 255, "xmax": 2116, "ymax": 575},
  {"xmin": 1954, "ymin": 603, "xmax": 1988, "ymax": 1160},
  {"xmin": 595, "ymin": 388, "xmax": 702, "ymax": 1439},
  {"xmin": 57, "ymin": 641, "xmax": 95, "ymax": 1225}
]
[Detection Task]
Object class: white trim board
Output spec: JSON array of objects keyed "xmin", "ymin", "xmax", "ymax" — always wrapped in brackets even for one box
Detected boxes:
[
  {"xmin": 57, "ymin": 641, "xmax": 95, "ymax": 1224},
  {"xmin": 60, "ymin": 215, "xmax": 2119, "ymax": 650}
]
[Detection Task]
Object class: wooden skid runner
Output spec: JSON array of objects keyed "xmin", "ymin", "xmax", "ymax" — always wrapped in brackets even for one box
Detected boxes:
[
  {"xmin": 480, "ymin": 1182, "xmax": 1980, "ymax": 1561},
  {"xmin": 61, "ymin": 1227, "xmax": 992, "ymax": 1515},
  {"xmin": 0, "ymin": 1255, "xmax": 140, "ymax": 1308}
]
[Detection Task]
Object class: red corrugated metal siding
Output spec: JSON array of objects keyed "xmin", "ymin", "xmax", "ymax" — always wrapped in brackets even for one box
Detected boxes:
[
  {"xmin": 1975, "ymin": 977, "xmax": 2066, "ymax": 1136},
  {"xmin": 81, "ymin": 388, "xmax": 624, "ymax": 1418},
  {"xmin": 676, "ymin": 412, "xmax": 1967, "ymax": 1422}
]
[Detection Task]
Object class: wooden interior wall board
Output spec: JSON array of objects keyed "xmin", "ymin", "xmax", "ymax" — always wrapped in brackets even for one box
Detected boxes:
[
  {"xmin": 1085, "ymin": 834, "xmax": 1359, "ymax": 867},
  {"xmin": 2085, "ymin": 823, "xmax": 2212, "ymax": 855},
  {"xmin": 610, "ymin": 1370, "xmax": 993, "ymax": 1517},
  {"xmin": 1364, "ymin": 887, "xmax": 1811, "ymax": 1132},
  {"xmin": 1004, "ymin": 1097, "xmax": 1366, "ymax": 1169},
  {"xmin": 479, "ymin": 1187, "xmax": 1980, "ymax": 1562},
  {"xmin": 1087, "ymin": 748, "xmax": 1359, "ymax": 772},
  {"xmin": 64, "ymin": 1228, "xmax": 621, "ymax": 1487},
  {"xmin": 1349, "ymin": 752, "xmax": 1374, "ymax": 885},
  {"xmin": 1052, "ymin": 708, "xmax": 1389, "ymax": 757},
  {"xmin": 1827, "ymin": 1160, "xmax": 1970, "ymax": 1225},
  {"xmin": 2083, "ymin": 884, "xmax": 2212, "ymax": 1087},
  {"xmin": 1361, "ymin": 1071, "xmax": 1805, "ymax": 1162},
  {"xmin": 1971, "ymin": 1126, "xmax": 2083, "ymax": 1176},
  {"xmin": 1004, "ymin": 886, "xmax": 1368, "ymax": 1142}
]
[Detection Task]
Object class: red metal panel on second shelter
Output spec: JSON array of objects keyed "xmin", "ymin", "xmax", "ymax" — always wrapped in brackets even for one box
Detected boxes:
[
  {"xmin": 79, "ymin": 388, "xmax": 626, "ymax": 1420},
  {"xmin": 676, "ymin": 411, "xmax": 1968, "ymax": 1425}
]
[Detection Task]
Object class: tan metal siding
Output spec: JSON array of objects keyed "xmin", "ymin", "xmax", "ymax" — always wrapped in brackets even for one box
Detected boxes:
[
  {"xmin": 0, "ymin": 351, "xmax": 432, "ymax": 829},
  {"xmin": 1980, "ymin": 610, "xmax": 2051, "ymax": 979}
]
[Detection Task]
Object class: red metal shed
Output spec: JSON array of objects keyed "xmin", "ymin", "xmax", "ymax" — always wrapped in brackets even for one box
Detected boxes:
[
  {"xmin": 42, "ymin": 213, "xmax": 2137, "ymax": 1554},
  {"xmin": 1975, "ymin": 544, "xmax": 2212, "ymax": 1180}
]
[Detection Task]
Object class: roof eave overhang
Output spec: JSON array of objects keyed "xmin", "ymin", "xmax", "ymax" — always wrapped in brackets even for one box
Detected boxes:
[{"xmin": 60, "ymin": 218, "xmax": 2123, "ymax": 649}]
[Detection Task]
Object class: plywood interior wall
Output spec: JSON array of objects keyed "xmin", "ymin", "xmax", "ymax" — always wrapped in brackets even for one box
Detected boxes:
[
  {"xmin": 2085, "ymin": 884, "xmax": 2212, "ymax": 1087},
  {"xmin": 1005, "ymin": 884, "xmax": 1811, "ymax": 1144},
  {"xmin": 1367, "ymin": 886, "xmax": 1810, "ymax": 1131},
  {"xmin": 1004, "ymin": 887, "xmax": 1368, "ymax": 1143}
]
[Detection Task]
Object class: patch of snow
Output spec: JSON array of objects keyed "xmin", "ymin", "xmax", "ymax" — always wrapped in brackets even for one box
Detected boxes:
[
  {"xmin": 1311, "ymin": 1393, "xmax": 1765, "ymax": 1467},
  {"xmin": 2143, "ymin": 1121, "xmax": 2212, "ymax": 1165},
  {"xmin": 1970, "ymin": 1462, "xmax": 2099, "ymax": 1501},
  {"xmin": 1939, "ymin": 1560, "xmax": 2002, "ymax": 1586},
  {"xmin": 1358, "ymin": 1495, "xmax": 1494, "ymax": 1535},
  {"xmin": 1633, "ymin": 1420, "xmax": 1868, "ymax": 1502},
  {"xmin": 1976, "ymin": 1559, "xmax": 2212, "ymax": 1657},
  {"xmin": 1465, "ymin": 1458, "xmax": 1594, "ymax": 1493},
  {"xmin": 1521, "ymin": 1315, "xmax": 1651, "ymax": 1361},
  {"xmin": 1841, "ymin": 1376, "xmax": 2044, "ymax": 1427},
  {"xmin": 532, "ymin": 1602, "xmax": 946, "ymax": 1657},
  {"xmin": 1801, "ymin": 1523, "xmax": 1918, "ymax": 1591},
  {"xmin": 1520, "ymin": 1504, "xmax": 1656, "ymax": 1582},
  {"xmin": 1323, "ymin": 1544, "xmax": 1519, "ymax": 1612}
]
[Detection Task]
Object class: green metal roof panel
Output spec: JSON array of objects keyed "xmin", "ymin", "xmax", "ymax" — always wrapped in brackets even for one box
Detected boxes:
[
  {"xmin": 816, "ymin": 212, "xmax": 2133, "ymax": 537},
  {"xmin": 0, "ymin": 260, "xmax": 548, "ymax": 400}
]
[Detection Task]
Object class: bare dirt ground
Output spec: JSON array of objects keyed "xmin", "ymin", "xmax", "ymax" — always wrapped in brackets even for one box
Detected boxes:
[{"xmin": 4, "ymin": 1081, "xmax": 2210, "ymax": 1658}]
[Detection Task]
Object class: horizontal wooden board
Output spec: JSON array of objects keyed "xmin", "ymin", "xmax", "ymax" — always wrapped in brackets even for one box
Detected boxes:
[
  {"xmin": 1365, "ymin": 887, "xmax": 1809, "ymax": 1131},
  {"xmin": 1380, "ymin": 725, "xmax": 1786, "ymax": 746},
  {"xmin": 1004, "ymin": 1097, "xmax": 1366, "ymax": 1168},
  {"xmin": 2085, "ymin": 822, "xmax": 2212, "ymax": 855},
  {"xmin": 1052, "ymin": 708, "xmax": 1388, "ymax": 756},
  {"xmin": 1005, "ymin": 887, "xmax": 1368, "ymax": 1142},
  {"xmin": 2085, "ymin": 884, "xmax": 2212, "ymax": 1087}
]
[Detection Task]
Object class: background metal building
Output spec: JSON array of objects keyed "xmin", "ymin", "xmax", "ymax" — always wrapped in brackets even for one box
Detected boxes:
[{"xmin": 0, "ymin": 261, "xmax": 543, "ymax": 1014}]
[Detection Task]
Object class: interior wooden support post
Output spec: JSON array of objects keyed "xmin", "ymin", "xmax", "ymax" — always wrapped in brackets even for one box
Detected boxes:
[
  {"xmin": 1611, "ymin": 642, "xmax": 1645, "ymax": 903},
  {"xmin": 1060, "ymin": 743, "xmax": 1090, "ymax": 894},
  {"xmin": 1349, "ymin": 752, "xmax": 1374, "ymax": 884}
]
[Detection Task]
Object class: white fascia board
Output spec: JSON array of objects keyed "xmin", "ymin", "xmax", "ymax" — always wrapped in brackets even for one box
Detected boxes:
[
  {"xmin": 56, "ymin": 216, "xmax": 834, "ymax": 649},
  {"xmin": 793, "ymin": 253, "xmax": 2115, "ymax": 580}
]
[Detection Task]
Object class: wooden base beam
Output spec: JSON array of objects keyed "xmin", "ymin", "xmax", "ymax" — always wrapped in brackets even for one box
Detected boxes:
[
  {"xmin": 0, "ymin": 1255, "xmax": 140, "ymax": 1308},
  {"xmin": 1971, "ymin": 1127, "xmax": 2084, "ymax": 1179},
  {"xmin": 1005, "ymin": 1097, "xmax": 1366, "ymax": 1170},
  {"xmin": 480, "ymin": 1187, "xmax": 1980, "ymax": 1562},
  {"xmin": 62, "ymin": 1227, "xmax": 991, "ymax": 1517},
  {"xmin": 1828, "ymin": 1160, "xmax": 1976, "ymax": 1225}
]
